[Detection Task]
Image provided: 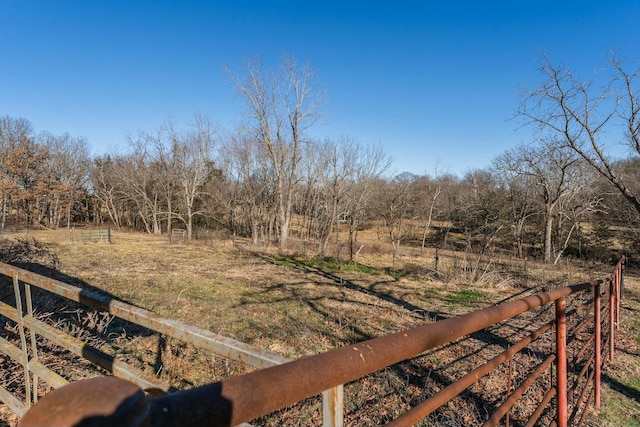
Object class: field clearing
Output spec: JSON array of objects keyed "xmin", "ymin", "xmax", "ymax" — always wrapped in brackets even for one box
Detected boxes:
[{"xmin": 0, "ymin": 228, "xmax": 638, "ymax": 426}]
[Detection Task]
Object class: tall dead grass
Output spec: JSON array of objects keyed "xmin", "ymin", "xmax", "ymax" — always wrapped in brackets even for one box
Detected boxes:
[{"xmin": 0, "ymin": 229, "xmax": 632, "ymax": 426}]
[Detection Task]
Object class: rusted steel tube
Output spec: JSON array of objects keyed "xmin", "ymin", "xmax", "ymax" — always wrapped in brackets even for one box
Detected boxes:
[
  {"xmin": 620, "ymin": 260, "xmax": 625, "ymax": 298},
  {"xmin": 556, "ymin": 297, "xmax": 568, "ymax": 427},
  {"xmin": 573, "ymin": 315, "xmax": 594, "ymax": 339},
  {"xmin": 594, "ymin": 283, "xmax": 601, "ymax": 408},
  {"xmin": 615, "ymin": 264, "xmax": 621, "ymax": 329},
  {"xmin": 577, "ymin": 385, "xmax": 596, "ymax": 427},
  {"xmin": 573, "ymin": 334, "xmax": 595, "ymax": 367},
  {"xmin": 482, "ymin": 354, "xmax": 555, "ymax": 427},
  {"xmin": 15, "ymin": 261, "xmax": 621, "ymax": 427},
  {"xmin": 19, "ymin": 376, "xmax": 148, "ymax": 427},
  {"xmin": 572, "ymin": 352, "xmax": 595, "ymax": 396},
  {"xmin": 147, "ymin": 283, "xmax": 596, "ymax": 427},
  {"xmin": 525, "ymin": 386, "xmax": 557, "ymax": 427},
  {"xmin": 568, "ymin": 368, "xmax": 595, "ymax": 426},
  {"xmin": 609, "ymin": 279, "xmax": 615, "ymax": 362},
  {"xmin": 146, "ymin": 282, "xmax": 596, "ymax": 426},
  {"xmin": 386, "ymin": 321, "xmax": 554, "ymax": 427}
]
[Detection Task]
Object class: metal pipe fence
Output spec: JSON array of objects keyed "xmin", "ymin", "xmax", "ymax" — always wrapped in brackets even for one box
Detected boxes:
[
  {"xmin": 4, "ymin": 257, "xmax": 626, "ymax": 426},
  {"xmin": 0, "ymin": 262, "xmax": 341, "ymax": 426}
]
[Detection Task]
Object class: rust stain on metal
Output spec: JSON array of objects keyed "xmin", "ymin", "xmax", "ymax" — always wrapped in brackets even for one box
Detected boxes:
[
  {"xmin": 482, "ymin": 354, "xmax": 555, "ymax": 427},
  {"xmin": 556, "ymin": 297, "xmax": 568, "ymax": 427},
  {"xmin": 19, "ymin": 377, "xmax": 148, "ymax": 427},
  {"xmin": 525, "ymin": 387, "xmax": 556, "ymax": 427},
  {"xmin": 388, "ymin": 321, "xmax": 554, "ymax": 426}
]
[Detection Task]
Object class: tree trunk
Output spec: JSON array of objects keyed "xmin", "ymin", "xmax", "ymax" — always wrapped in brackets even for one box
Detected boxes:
[
  {"xmin": 1, "ymin": 195, "xmax": 6, "ymax": 232},
  {"xmin": 544, "ymin": 209, "xmax": 553, "ymax": 263}
]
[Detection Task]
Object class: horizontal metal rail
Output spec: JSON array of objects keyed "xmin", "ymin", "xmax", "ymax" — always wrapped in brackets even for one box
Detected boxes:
[
  {"xmin": 0, "ymin": 263, "xmax": 288, "ymax": 369},
  {"xmin": 14, "ymin": 257, "xmax": 626, "ymax": 426},
  {"xmin": 0, "ymin": 262, "xmax": 341, "ymax": 425},
  {"xmin": 483, "ymin": 353, "xmax": 556, "ymax": 427},
  {"xmin": 387, "ymin": 320, "xmax": 555, "ymax": 426}
]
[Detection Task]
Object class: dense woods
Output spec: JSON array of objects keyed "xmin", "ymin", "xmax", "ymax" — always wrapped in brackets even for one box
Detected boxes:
[{"xmin": 2, "ymin": 54, "xmax": 639, "ymax": 264}]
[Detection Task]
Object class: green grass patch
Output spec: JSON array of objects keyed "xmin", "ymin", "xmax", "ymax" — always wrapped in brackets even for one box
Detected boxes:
[
  {"xmin": 268, "ymin": 255, "xmax": 376, "ymax": 274},
  {"xmin": 599, "ymin": 387, "xmax": 640, "ymax": 427},
  {"xmin": 311, "ymin": 257, "xmax": 375, "ymax": 274},
  {"xmin": 445, "ymin": 289, "xmax": 484, "ymax": 306},
  {"xmin": 630, "ymin": 318, "xmax": 640, "ymax": 347}
]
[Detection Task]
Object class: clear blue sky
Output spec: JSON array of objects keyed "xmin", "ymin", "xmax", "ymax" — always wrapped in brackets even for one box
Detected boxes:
[{"xmin": 1, "ymin": 1, "xmax": 639, "ymax": 176}]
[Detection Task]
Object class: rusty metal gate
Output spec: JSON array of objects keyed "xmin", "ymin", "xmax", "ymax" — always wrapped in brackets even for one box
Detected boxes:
[
  {"xmin": 0, "ymin": 258, "xmax": 626, "ymax": 426},
  {"xmin": 0, "ymin": 262, "xmax": 342, "ymax": 426}
]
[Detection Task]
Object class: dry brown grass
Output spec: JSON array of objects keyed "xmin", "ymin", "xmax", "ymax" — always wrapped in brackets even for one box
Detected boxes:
[{"xmin": 0, "ymin": 227, "xmax": 636, "ymax": 426}]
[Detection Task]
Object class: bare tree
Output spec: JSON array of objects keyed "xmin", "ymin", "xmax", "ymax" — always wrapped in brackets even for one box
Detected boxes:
[
  {"xmin": 314, "ymin": 137, "xmax": 360, "ymax": 255},
  {"xmin": 169, "ymin": 114, "xmax": 216, "ymax": 241},
  {"xmin": 379, "ymin": 172, "xmax": 416, "ymax": 265},
  {"xmin": 450, "ymin": 169, "xmax": 508, "ymax": 256},
  {"xmin": 520, "ymin": 53, "xmax": 640, "ymax": 215},
  {"xmin": 492, "ymin": 167, "xmax": 538, "ymax": 258},
  {"xmin": 136, "ymin": 122, "xmax": 179, "ymax": 238},
  {"xmin": 412, "ymin": 170, "xmax": 443, "ymax": 255},
  {"xmin": 227, "ymin": 54, "xmax": 324, "ymax": 251},
  {"xmin": 342, "ymin": 144, "xmax": 392, "ymax": 261},
  {"xmin": 220, "ymin": 128, "xmax": 275, "ymax": 245},
  {"xmin": 91, "ymin": 155, "xmax": 127, "ymax": 228},
  {"xmin": 119, "ymin": 141, "xmax": 161, "ymax": 234},
  {"xmin": 494, "ymin": 140, "xmax": 596, "ymax": 263}
]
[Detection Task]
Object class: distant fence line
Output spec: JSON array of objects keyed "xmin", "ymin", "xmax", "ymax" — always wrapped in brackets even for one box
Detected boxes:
[
  {"xmin": 170, "ymin": 228, "xmax": 186, "ymax": 242},
  {"xmin": 71, "ymin": 227, "xmax": 112, "ymax": 244}
]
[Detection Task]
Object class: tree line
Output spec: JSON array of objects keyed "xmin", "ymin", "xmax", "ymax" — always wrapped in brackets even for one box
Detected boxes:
[{"xmin": 1, "ymin": 53, "xmax": 639, "ymax": 264}]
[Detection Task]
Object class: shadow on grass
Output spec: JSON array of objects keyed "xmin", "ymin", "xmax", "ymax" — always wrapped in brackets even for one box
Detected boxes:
[
  {"xmin": 243, "ymin": 253, "xmax": 562, "ymax": 425},
  {"xmin": 602, "ymin": 373, "xmax": 640, "ymax": 404},
  {"xmin": 0, "ymin": 260, "xmax": 184, "ymax": 395}
]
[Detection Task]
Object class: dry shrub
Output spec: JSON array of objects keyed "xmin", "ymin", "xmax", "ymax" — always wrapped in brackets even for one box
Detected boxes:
[
  {"xmin": 399, "ymin": 262, "xmax": 438, "ymax": 280},
  {"xmin": 0, "ymin": 237, "xmax": 59, "ymax": 272}
]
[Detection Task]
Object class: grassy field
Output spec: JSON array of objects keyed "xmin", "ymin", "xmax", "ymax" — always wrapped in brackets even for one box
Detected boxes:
[{"xmin": 0, "ymin": 227, "xmax": 638, "ymax": 426}]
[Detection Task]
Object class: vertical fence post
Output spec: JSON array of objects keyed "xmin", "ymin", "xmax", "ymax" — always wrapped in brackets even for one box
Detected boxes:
[
  {"xmin": 13, "ymin": 275, "xmax": 32, "ymax": 409},
  {"xmin": 25, "ymin": 284, "xmax": 40, "ymax": 403},
  {"xmin": 621, "ymin": 259, "xmax": 625, "ymax": 298},
  {"xmin": 609, "ymin": 278, "xmax": 615, "ymax": 362},
  {"xmin": 594, "ymin": 283, "xmax": 601, "ymax": 409},
  {"xmin": 322, "ymin": 385, "xmax": 344, "ymax": 427},
  {"xmin": 506, "ymin": 356, "xmax": 513, "ymax": 427},
  {"xmin": 556, "ymin": 297, "xmax": 567, "ymax": 427},
  {"xmin": 615, "ymin": 263, "xmax": 621, "ymax": 330}
]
